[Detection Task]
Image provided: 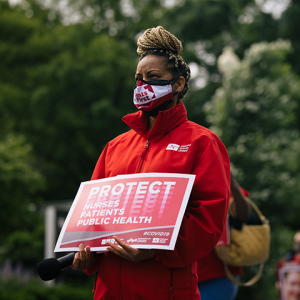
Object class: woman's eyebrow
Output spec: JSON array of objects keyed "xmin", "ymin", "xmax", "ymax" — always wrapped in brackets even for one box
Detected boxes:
[
  {"xmin": 147, "ymin": 70, "xmax": 160, "ymax": 74},
  {"xmin": 135, "ymin": 70, "xmax": 161, "ymax": 76}
]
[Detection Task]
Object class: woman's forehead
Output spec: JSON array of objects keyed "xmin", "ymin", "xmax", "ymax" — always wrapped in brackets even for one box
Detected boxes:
[{"xmin": 136, "ymin": 55, "xmax": 167, "ymax": 73}]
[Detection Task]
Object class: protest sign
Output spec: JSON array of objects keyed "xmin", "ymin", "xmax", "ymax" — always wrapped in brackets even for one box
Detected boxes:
[{"xmin": 55, "ymin": 173, "xmax": 195, "ymax": 252}]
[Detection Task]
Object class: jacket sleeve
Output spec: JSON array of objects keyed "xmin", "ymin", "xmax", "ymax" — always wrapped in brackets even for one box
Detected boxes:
[
  {"xmin": 90, "ymin": 144, "xmax": 108, "ymax": 180},
  {"xmin": 154, "ymin": 137, "xmax": 231, "ymax": 268}
]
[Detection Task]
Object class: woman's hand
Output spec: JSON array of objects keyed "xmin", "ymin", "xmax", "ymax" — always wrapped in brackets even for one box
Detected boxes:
[
  {"xmin": 106, "ymin": 236, "xmax": 156, "ymax": 262},
  {"xmin": 72, "ymin": 244, "xmax": 96, "ymax": 270}
]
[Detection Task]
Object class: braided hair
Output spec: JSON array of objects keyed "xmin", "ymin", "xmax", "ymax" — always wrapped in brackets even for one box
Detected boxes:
[{"xmin": 137, "ymin": 26, "xmax": 190, "ymax": 100}]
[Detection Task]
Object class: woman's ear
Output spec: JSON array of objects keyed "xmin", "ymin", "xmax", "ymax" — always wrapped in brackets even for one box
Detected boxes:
[{"xmin": 176, "ymin": 76, "xmax": 186, "ymax": 93}]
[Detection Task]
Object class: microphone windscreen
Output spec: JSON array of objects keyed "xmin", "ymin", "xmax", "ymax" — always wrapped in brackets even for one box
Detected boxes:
[{"xmin": 37, "ymin": 258, "xmax": 61, "ymax": 281}]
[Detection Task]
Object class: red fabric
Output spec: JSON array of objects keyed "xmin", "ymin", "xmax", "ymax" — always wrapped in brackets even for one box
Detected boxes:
[
  {"xmin": 85, "ymin": 102, "xmax": 230, "ymax": 300},
  {"xmin": 197, "ymin": 251, "xmax": 243, "ymax": 282},
  {"xmin": 197, "ymin": 186, "xmax": 249, "ymax": 282}
]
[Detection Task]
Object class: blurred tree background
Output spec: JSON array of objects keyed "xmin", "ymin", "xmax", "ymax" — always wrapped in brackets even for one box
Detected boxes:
[{"xmin": 1, "ymin": 0, "xmax": 300, "ymax": 298}]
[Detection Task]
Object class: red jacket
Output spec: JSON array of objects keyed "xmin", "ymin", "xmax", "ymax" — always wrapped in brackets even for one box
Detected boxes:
[{"xmin": 85, "ymin": 102, "xmax": 230, "ymax": 300}]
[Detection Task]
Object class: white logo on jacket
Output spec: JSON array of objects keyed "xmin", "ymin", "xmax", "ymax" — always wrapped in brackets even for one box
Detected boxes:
[
  {"xmin": 166, "ymin": 144, "xmax": 191, "ymax": 152},
  {"xmin": 166, "ymin": 144, "xmax": 180, "ymax": 151}
]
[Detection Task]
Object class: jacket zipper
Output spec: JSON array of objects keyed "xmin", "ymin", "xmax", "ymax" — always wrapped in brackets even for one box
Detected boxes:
[
  {"xmin": 169, "ymin": 268, "xmax": 174, "ymax": 299},
  {"xmin": 135, "ymin": 112, "xmax": 164, "ymax": 173},
  {"xmin": 136, "ymin": 140, "xmax": 150, "ymax": 173}
]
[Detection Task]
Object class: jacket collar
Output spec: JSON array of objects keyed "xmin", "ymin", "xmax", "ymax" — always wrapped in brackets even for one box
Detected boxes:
[{"xmin": 122, "ymin": 102, "xmax": 188, "ymax": 140}]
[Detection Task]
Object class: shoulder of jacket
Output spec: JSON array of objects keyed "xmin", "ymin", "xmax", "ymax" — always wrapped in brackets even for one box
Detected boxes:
[{"xmin": 107, "ymin": 129, "xmax": 136, "ymax": 146}]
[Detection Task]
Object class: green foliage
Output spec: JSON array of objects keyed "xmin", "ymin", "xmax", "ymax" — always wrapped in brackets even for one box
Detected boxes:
[
  {"xmin": 3, "ymin": 220, "xmax": 45, "ymax": 267},
  {"xmin": 0, "ymin": 278, "xmax": 94, "ymax": 300},
  {"xmin": 0, "ymin": 133, "xmax": 45, "ymax": 266},
  {"xmin": 0, "ymin": 1, "xmax": 137, "ymax": 200},
  {"xmin": 205, "ymin": 40, "xmax": 300, "ymax": 298},
  {"xmin": 0, "ymin": 134, "xmax": 45, "ymax": 238},
  {"xmin": 279, "ymin": 0, "xmax": 300, "ymax": 74}
]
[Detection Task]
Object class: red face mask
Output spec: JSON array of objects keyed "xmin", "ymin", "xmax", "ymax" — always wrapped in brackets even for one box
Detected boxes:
[{"xmin": 133, "ymin": 78, "xmax": 178, "ymax": 112}]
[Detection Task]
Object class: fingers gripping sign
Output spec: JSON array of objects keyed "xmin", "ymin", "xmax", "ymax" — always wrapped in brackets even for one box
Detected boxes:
[
  {"xmin": 106, "ymin": 236, "xmax": 156, "ymax": 262},
  {"xmin": 72, "ymin": 244, "xmax": 95, "ymax": 270}
]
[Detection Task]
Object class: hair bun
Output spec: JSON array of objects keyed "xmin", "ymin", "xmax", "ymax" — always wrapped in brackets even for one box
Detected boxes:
[{"xmin": 137, "ymin": 26, "xmax": 183, "ymax": 55}]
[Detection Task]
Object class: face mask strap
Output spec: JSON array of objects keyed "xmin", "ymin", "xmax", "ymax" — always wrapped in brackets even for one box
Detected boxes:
[
  {"xmin": 171, "ymin": 76, "xmax": 182, "ymax": 99},
  {"xmin": 134, "ymin": 79, "xmax": 170, "ymax": 88},
  {"xmin": 134, "ymin": 76, "xmax": 181, "ymax": 89},
  {"xmin": 170, "ymin": 76, "xmax": 181, "ymax": 86}
]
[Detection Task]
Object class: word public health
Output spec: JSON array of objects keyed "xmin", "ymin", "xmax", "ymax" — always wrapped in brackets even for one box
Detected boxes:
[{"xmin": 77, "ymin": 180, "xmax": 177, "ymax": 227}]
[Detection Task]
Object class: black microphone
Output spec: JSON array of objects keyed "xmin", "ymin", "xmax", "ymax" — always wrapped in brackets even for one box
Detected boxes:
[{"xmin": 37, "ymin": 252, "xmax": 75, "ymax": 281}]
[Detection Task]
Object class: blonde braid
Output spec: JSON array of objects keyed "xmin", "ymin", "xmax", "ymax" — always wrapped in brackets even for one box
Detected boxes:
[
  {"xmin": 137, "ymin": 26, "xmax": 183, "ymax": 55},
  {"xmin": 137, "ymin": 26, "xmax": 190, "ymax": 100}
]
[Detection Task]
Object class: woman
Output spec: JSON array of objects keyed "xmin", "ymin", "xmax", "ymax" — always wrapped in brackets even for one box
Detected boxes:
[{"xmin": 72, "ymin": 26, "xmax": 230, "ymax": 300}]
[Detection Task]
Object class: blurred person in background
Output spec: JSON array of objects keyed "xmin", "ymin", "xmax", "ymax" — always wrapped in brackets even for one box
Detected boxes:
[
  {"xmin": 277, "ymin": 232, "xmax": 300, "ymax": 270},
  {"xmin": 71, "ymin": 26, "xmax": 231, "ymax": 300},
  {"xmin": 277, "ymin": 231, "xmax": 300, "ymax": 299},
  {"xmin": 197, "ymin": 171, "xmax": 251, "ymax": 300}
]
